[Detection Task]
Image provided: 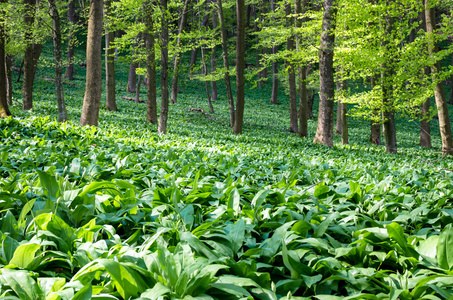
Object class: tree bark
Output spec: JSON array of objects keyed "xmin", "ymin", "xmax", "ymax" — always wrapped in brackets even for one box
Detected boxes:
[
  {"xmin": 144, "ymin": 1, "xmax": 157, "ymax": 124},
  {"xmin": 49, "ymin": 0, "xmax": 68, "ymax": 122},
  {"xmin": 5, "ymin": 55, "xmax": 13, "ymax": 105},
  {"xmin": 0, "ymin": 0, "xmax": 10, "ymax": 117},
  {"xmin": 23, "ymin": 0, "xmax": 37, "ymax": 111},
  {"xmin": 296, "ymin": 0, "xmax": 308, "ymax": 137},
  {"xmin": 80, "ymin": 0, "xmax": 103, "ymax": 126},
  {"xmin": 450, "ymin": 54, "xmax": 453, "ymax": 105},
  {"xmin": 158, "ymin": 0, "xmax": 169, "ymax": 134},
  {"xmin": 201, "ymin": 46, "xmax": 214, "ymax": 114},
  {"xmin": 64, "ymin": 0, "xmax": 75, "ymax": 80},
  {"xmin": 105, "ymin": 0, "xmax": 117, "ymax": 111},
  {"xmin": 313, "ymin": 0, "xmax": 336, "ymax": 146},
  {"xmin": 136, "ymin": 63, "xmax": 142, "ymax": 103},
  {"xmin": 286, "ymin": 2, "xmax": 298, "ymax": 133},
  {"xmin": 127, "ymin": 46, "xmax": 137, "ymax": 93},
  {"xmin": 170, "ymin": 0, "xmax": 189, "ymax": 104},
  {"xmin": 217, "ymin": 0, "xmax": 235, "ymax": 126},
  {"xmin": 369, "ymin": 75, "xmax": 381, "ymax": 144},
  {"xmin": 425, "ymin": 0, "xmax": 453, "ymax": 155},
  {"xmin": 233, "ymin": 0, "xmax": 245, "ymax": 134},
  {"xmin": 338, "ymin": 80, "xmax": 348, "ymax": 144}
]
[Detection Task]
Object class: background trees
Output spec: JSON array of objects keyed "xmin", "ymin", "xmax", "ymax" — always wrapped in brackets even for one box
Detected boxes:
[{"xmin": 0, "ymin": 0, "xmax": 452, "ymax": 154}]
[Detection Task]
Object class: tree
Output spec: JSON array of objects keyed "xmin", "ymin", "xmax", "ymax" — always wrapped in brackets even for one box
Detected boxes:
[
  {"xmin": 0, "ymin": 0, "xmax": 10, "ymax": 117},
  {"xmin": 286, "ymin": 2, "xmax": 298, "ymax": 133},
  {"xmin": 158, "ymin": 0, "xmax": 169, "ymax": 134},
  {"xmin": 105, "ymin": 0, "xmax": 117, "ymax": 111},
  {"xmin": 270, "ymin": 0, "xmax": 278, "ymax": 105},
  {"xmin": 233, "ymin": 0, "xmax": 246, "ymax": 134},
  {"xmin": 144, "ymin": 1, "xmax": 157, "ymax": 124},
  {"xmin": 64, "ymin": 0, "xmax": 75, "ymax": 80},
  {"xmin": 23, "ymin": 0, "xmax": 39, "ymax": 111},
  {"xmin": 313, "ymin": 0, "xmax": 336, "ymax": 146},
  {"xmin": 80, "ymin": 0, "xmax": 103, "ymax": 126},
  {"xmin": 216, "ymin": 0, "xmax": 235, "ymax": 126},
  {"xmin": 48, "ymin": 0, "xmax": 67, "ymax": 122},
  {"xmin": 425, "ymin": 0, "xmax": 453, "ymax": 155},
  {"xmin": 296, "ymin": 0, "xmax": 308, "ymax": 137}
]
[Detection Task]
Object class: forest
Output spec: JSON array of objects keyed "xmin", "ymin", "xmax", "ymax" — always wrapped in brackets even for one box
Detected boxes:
[{"xmin": 1, "ymin": 0, "xmax": 453, "ymax": 299}]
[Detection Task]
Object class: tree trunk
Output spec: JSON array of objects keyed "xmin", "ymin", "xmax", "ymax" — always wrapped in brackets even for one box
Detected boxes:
[
  {"xmin": 80, "ymin": 0, "xmax": 103, "ymax": 126},
  {"xmin": 425, "ymin": 0, "xmax": 453, "ymax": 155},
  {"xmin": 23, "ymin": 0, "xmax": 37, "ymax": 111},
  {"xmin": 127, "ymin": 49, "xmax": 137, "ymax": 93},
  {"xmin": 286, "ymin": 2, "xmax": 298, "ymax": 133},
  {"xmin": 370, "ymin": 108, "xmax": 381, "ymax": 145},
  {"xmin": 170, "ymin": 0, "xmax": 189, "ymax": 104},
  {"xmin": 5, "ymin": 55, "xmax": 13, "ymax": 105},
  {"xmin": 217, "ymin": 0, "xmax": 235, "ymax": 126},
  {"xmin": 254, "ymin": 6, "xmax": 262, "ymax": 90},
  {"xmin": 201, "ymin": 46, "xmax": 214, "ymax": 113},
  {"xmin": 338, "ymin": 80, "xmax": 348, "ymax": 144},
  {"xmin": 270, "ymin": 0, "xmax": 278, "ymax": 105},
  {"xmin": 450, "ymin": 54, "xmax": 453, "ymax": 105},
  {"xmin": 136, "ymin": 63, "xmax": 142, "ymax": 103},
  {"xmin": 144, "ymin": 1, "xmax": 157, "ymax": 124},
  {"xmin": 105, "ymin": 0, "xmax": 117, "ymax": 111},
  {"xmin": 313, "ymin": 0, "xmax": 336, "ymax": 147},
  {"xmin": 64, "ymin": 0, "xmax": 75, "ymax": 80},
  {"xmin": 210, "ymin": 10, "xmax": 218, "ymax": 100},
  {"xmin": 335, "ymin": 101, "xmax": 341, "ymax": 134},
  {"xmin": 233, "ymin": 0, "xmax": 245, "ymax": 134},
  {"xmin": 49, "ymin": 0, "xmax": 68, "ymax": 122},
  {"xmin": 0, "ymin": 0, "xmax": 10, "ymax": 118},
  {"xmin": 158, "ymin": 0, "xmax": 169, "ymax": 134},
  {"xmin": 296, "ymin": 0, "xmax": 307, "ymax": 137}
]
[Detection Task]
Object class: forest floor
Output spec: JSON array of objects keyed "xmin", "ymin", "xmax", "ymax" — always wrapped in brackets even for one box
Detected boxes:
[{"xmin": 1, "ymin": 43, "xmax": 453, "ymax": 299}]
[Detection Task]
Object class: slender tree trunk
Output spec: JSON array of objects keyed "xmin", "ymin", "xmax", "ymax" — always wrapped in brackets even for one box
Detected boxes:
[
  {"xmin": 170, "ymin": 0, "xmax": 189, "ymax": 104},
  {"xmin": 420, "ymin": 84, "xmax": 431, "ymax": 148},
  {"xmin": 201, "ymin": 46, "xmax": 214, "ymax": 113},
  {"xmin": 425, "ymin": 0, "xmax": 453, "ymax": 155},
  {"xmin": 136, "ymin": 63, "xmax": 142, "ymax": 103},
  {"xmin": 296, "ymin": 0, "xmax": 307, "ymax": 137},
  {"xmin": 233, "ymin": 0, "xmax": 245, "ymax": 134},
  {"xmin": 286, "ymin": 2, "xmax": 298, "ymax": 133},
  {"xmin": 338, "ymin": 80, "xmax": 348, "ymax": 144},
  {"xmin": 23, "ymin": 0, "xmax": 36, "ymax": 111},
  {"xmin": 80, "ymin": 0, "xmax": 103, "ymax": 126},
  {"xmin": 127, "ymin": 47, "xmax": 137, "ymax": 93},
  {"xmin": 335, "ymin": 81, "xmax": 341, "ymax": 134},
  {"xmin": 270, "ymin": 0, "xmax": 278, "ymax": 104},
  {"xmin": 254, "ymin": 6, "xmax": 262, "ymax": 89},
  {"xmin": 144, "ymin": 1, "xmax": 157, "ymax": 124},
  {"xmin": 0, "ymin": 0, "xmax": 10, "ymax": 117},
  {"xmin": 369, "ymin": 75, "xmax": 381, "ymax": 144},
  {"xmin": 313, "ymin": 0, "xmax": 336, "ymax": 146},
  {"xmin": 450, "ymin": 55, "xmax": 453, "ymax": 105},
  {"xmin": 105, "ymin": 0, "xmax": 117, "ymax": 111},
  {"xmin": 5, "ymin": 55, "xmax": 13, "ymax": 105},
  {"xmin": 64, "ymin": 0, "xmax": 75, "ymax": 80},
  {"xmin": 210, "ymin": 10, "xmax": 218, "ymax": 100},
  {"xmin": 158, "ymin": 0, "xmax": 169, "ymax": 134},
  {"xmin": 49, "ymin": 0, "xmax": 68, "ymax": 122},
  {"xmin": 217, "ymin": 0, "xmax": 235, "ymax": 126}
]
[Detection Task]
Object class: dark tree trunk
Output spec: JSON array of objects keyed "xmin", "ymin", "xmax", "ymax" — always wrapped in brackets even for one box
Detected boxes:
[
  {"xmin": 49, "ymin": 0, "xmax": 68, "ymax": 122},
  {"xmin": 5, "ymin": 54, "xmax": 13, "ymax": 105},
  {"xmin": 217, "ymin": 0, "xmax": 235, "ymax": 126},
  {"xmin": 0, "ymin": 0, "xmax": 10, "ymax": 117},
  {"xmin": 64, "ymin": 0, "xmax": 75, "ymax": 80},
  {"xmin": 158, "ymin": 0, "xmax": 169, "ymax": 134},
  {"xmin": 313, "ymin": 0, "xmax": 336, "ymax": 146},
  {"xmin": 450, "ymin": 54, "xmax": 453, "ymax": 105},
  {"xmin": 23, "ymin": 0, "xmax": 37, "ymax": 111},
  {"xmin": 144, "ymin": 1, "xmax": 157, "ymax": 124},
  {"xmin": 80, "ymin": 0, "xmax": 103, "ymax": 126},
  {"xmin": 338, "ymin": 80, "xmax": 348, "ymax": 144},
  {"xmin": 296, "ymin": 0, "xmax": 308, "ymax": 137},
  {"xmin": 233, "ymin": 0, "xmax": 245, "ymax": 134},
  {"xmin": 335, "ymin": 81, "xmax": 341, "ymax": 134},
  {"xmin": 425, "ymin": 0, "xmax": 453, "ymax": 155},
  {"xmin": 201, "ymin": 46, "xmax": 214, "ymax": 113},
  {"xmin": 286, "ymin": 2, "xmax": 297, "ymax": 133},
  {"xmin": 369, "ymin": 75, "xmax": 381, "ymax": 144},
  {"xmin": 105, "ymin": 0, "xmax": 117, "ymax": 111},
  {"xmin": 170, "ymin": 0, "xmax": 189, "ymax": 104},
  {"xmin": 135, "ymin": 63, "xmax": 142, "ymax": 103},
  {"xmin": 307, "ymin": 86, "xmax": 315, "ymax": 118}
]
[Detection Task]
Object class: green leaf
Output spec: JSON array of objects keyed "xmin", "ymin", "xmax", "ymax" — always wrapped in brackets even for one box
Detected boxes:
[
  {"xmin": 9, "ymin": 243, "xmax": 41, "ymax": 269},
  {"xmin": 437, "ymin": 224, "xmax": 453, "ymax": 270},
  {"xmin": 1, "ymin": 268, "xmax": 45, "ymax": 300},
  {"xmin": 72, "ymin": 283, "xmax": 92, "ymax": 300},
  {"xmin": 226, "ymin": 219, "xmax": 245, "ymax": 255},
  {"xmin": 38, "ymin": 171, "xmax": 60, "ymax": 199}
]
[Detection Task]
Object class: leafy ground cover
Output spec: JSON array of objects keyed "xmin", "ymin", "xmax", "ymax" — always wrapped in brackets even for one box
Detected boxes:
[{"xmin": 1, "ymin": 44, "xmax": 453, "ymax": 299}]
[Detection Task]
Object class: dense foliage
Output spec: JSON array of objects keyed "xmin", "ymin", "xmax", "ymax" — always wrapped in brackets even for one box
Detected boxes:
[{"xmin": 1, "ymin": 43, "xmax": 453, "ymax": 299}]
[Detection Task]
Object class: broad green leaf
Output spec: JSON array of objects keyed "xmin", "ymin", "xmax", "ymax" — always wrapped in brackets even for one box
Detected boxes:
[
  {"xmin": 38, "ymin": 171, "xmax": 60, "ymax": 199},
  {"xmin": 1, "ymin": 268, "xmax": 45, "ymax": 300},
  {"xmin": 9, "ymin": 243, "xmax": 41, "ymax": 269},
  {"xmin": 437, "ymin": 224, "xmax": 453, "ymax": 270},
  {"xmin": 226, "ymin": 219, "xmax": 245, "ymax": 254},
  {"xmin": 72, "ymin": 283, "xmax": 92, "ymax": 300}
]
